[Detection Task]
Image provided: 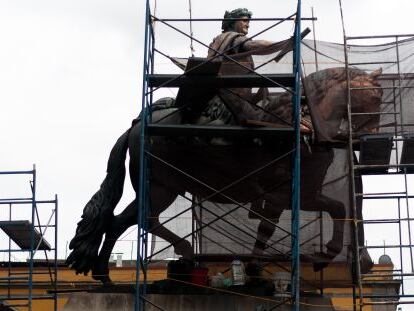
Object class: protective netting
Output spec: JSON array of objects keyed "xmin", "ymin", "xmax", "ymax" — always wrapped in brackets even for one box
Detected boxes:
[
  {"xmin": 149, "ymin": 143, "xmax": 360, "ymax": 269},
  {"xmin": 149, "ymin": 37, "xmax": 414, "ymax": 273},
  {"xmin": 255, "ymin": 37, "xmax": 414, "ymax": 134},
  {"xmin": 191, "ymin": 148, "xmax": 351, "ymax": 260}
]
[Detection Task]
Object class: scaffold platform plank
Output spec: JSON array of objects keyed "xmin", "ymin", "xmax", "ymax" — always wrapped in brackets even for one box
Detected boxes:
[
  {"xmin": 147, "ymin": 124, "xmax": 294, "ymax": 139},
  {"xmin": 400, "ymin": 133, "xmax": 414, "ymax": 173},
  {"xmin": 359, "ymin": 134, "xmax": 393, "ymax": 175},
  {"xmin": 147, "ymin": 73, "xmax": 295, "ymax": 88},
  {"xmin": 0, "ymin": 294, "xmax": 55, "ymax": 300},
  {"xmin": 0, "ymin": 220, "xmax": 51, "ymax": 251}
]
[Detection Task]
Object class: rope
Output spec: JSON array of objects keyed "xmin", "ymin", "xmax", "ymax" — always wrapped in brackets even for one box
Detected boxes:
[
  {"xmin": 166, "ymin": 278, "xmax": 358, "ymax": 309},
  {"xmin": 188, "ymin": 0, "xmax": 195, "ymax": 56},
  {"xmin": 148, "ymin": 216, "xmax": 357, "ymax": 222},
  {"xmin": 338, "ymin": 0, "xmax": 346, "ymax": 40},
  {"xmin": 167, "ymin": 277, "xmax": 283, "ymax": 303},
  {"xmin": 57, "ymin": 276, "xmax": 366, "ymax": 309},
  {"xmin": 119, "ymin": 226, "xmax": 138, "ymax": 241},
  {"xmin": 151, "ymin": 0, "xmax": 157, "ymax": 30}
]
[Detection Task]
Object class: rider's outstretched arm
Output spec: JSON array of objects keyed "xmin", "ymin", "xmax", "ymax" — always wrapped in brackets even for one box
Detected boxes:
[{"xmin": 243, "ymin": 40, "xmax": 283, "ymax": 55}]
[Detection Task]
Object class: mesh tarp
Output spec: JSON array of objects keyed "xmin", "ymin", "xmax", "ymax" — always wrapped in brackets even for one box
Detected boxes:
[
  {"xmin": 150, "ymin": 37, "xmax": 414, "ymax": 272},
  {"xmin": 255, "ymin": 37, "xmax": 414, "ymax": 134},
  {"xmin": 149, "ymin": 142, "xmax": 359, "ymax": 273}
]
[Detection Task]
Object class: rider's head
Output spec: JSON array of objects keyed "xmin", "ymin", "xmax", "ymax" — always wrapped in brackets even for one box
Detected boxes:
[{"xmin": 222, "ymin": 8, "xmax": 252, "ymax": 35}]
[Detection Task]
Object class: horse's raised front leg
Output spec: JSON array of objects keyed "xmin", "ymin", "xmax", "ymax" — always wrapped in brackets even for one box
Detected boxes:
[
  {"xmin": 355, "ymin": 174, "xmax": 373, "ymax": 273},
  {"xmin": 304, "ymin": 193, "xmax": 346, "ymax": 258},
  {"xmin": 92, "ymin": 200, "xmax": 138, "ymax": 284},
  {"xmin": 251, "ymin": 199, "xmax": 284, "ymax": 256}
]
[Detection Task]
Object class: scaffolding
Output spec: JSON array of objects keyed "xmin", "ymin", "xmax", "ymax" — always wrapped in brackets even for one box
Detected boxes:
[
  {"xmin": 0, "ymin": 166, "xmax": 58, "ymax": 311},
  {"xmin": 136, "ymin": 1, "xmax": 304, "ymax": 310},
  {"xmin": 343, "ymin": 32, "xmax": 414, "ymax": 309},
  {"xmin": 126, "ymin": 1, "xmax": 414, "ymax": 310}
]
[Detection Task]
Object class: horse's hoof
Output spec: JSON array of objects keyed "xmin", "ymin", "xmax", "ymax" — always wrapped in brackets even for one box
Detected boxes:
[
  {"xmin": 313, "ymin": 261, "xmax": 329, "ymax": 272},
  {"xmin": 359, "ymin": 248, "xmax": 374, "ymax": 273},
  {"xmin": 325, "ymin": 241, "xmax": 342, "ymax": 256},
  {"xmin": 103, "ymin": 279, "xmax": 115, "ymax": 287},
  {"xmin": 310, "ymin": 251, "xmax": 333, "ymax": 271},
  {"xmin": 92, "ymin": 272, "xmax": 114, "ymax": 285},
  {"xmin": 92, "ymin": 263, "xmax": 113, "ymax": 285}
]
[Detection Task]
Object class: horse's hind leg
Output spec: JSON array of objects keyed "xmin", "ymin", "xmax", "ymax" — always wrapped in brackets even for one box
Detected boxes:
[
  {"xmin": 251, "ymin": 199, "xmax": 284, "ymax": 256},
  {"xmin": 149, "ymin": 183, "xmax": 194, "ymax": 259},
  {"xmin": 309, "ymin": 194, "xmax": 346, "ymax": 257},
  {"xmin": 149, "ymin": 217, "xmax": 194, "ymax": 259},
  {"xmin": 92, "ymin": 200, "xmax": 137, "ymax": 284}
]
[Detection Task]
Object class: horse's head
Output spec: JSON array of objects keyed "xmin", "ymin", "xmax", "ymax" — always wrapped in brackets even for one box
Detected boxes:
[
  {"xmin": 348, "ymin": 68, "xmax": 383, "ymax": 135},
  {"xmin": 305, "ymin": 67, "xmax": 383, "ymax": 142}
]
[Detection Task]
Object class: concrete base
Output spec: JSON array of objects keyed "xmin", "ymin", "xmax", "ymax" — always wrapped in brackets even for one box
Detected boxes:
[
  {"xmin": 148, "ymin": 295, "xmax": 334, "ymax": 310},
  {"xmin": 62, "ymin": 293, "xmax": 333, "ymax": 311},
  {"xmin": 62, "ymin": 293, "xmax": 133, "ymax": 311}
]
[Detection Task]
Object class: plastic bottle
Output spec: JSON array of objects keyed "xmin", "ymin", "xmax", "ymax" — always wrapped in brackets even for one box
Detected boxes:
[{"xmin": 231, "ymin": 260, "xmax": 246, "ymax": 286}]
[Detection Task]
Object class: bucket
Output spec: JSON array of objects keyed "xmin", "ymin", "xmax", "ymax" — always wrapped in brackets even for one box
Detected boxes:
[{"xmin": 191, "ymin": 267, "xmax": 209, "ymax": 286}]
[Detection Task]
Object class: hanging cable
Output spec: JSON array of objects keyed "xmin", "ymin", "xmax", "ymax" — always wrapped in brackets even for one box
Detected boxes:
[
  {"xmin": 188, "ymin": 0, "xmax": 195, "ymax": 56},
  {"xmin": 311, "ymin": 7, "xmax": 319, "ymax": 72},
  {"xmin": 338, "ymin": 0, "xmax": 346, "ymax": 40},
  {"xmin": 151, "ymin": 0, "xmax": 157, "ymax": 31}
]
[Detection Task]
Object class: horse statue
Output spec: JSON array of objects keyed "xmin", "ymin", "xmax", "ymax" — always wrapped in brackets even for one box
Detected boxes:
[{"xmin": 67, "ymin": 67, "xmax": 382, "ymax": 284}]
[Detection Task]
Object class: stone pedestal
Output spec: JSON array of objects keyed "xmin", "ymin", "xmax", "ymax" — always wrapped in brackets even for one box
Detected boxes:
[
  {"xmin": 62, "ymin": 293, "xmax": 133, "ymax": 311},
  {"xmin": 62, "ymin": 292, "xmax": 333, "ymax": 311}
]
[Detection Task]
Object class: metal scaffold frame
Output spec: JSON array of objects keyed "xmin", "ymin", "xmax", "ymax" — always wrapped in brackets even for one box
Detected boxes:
[
  {"xmin": 343, "ymin": 31, "xmax": 414, "ymax": 310},
  {"xmin": 135, "ymin": 1, "xmax": 304, "ymax": 310},
  {"xmin": 0, "ymin": 166, "xmax": 58, "ymax": 311}
]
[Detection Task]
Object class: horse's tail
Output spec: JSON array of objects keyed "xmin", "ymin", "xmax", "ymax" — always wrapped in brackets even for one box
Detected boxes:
[{"xmin": 66, "ymin": 128, "xmax": 131, "ymax": 275}]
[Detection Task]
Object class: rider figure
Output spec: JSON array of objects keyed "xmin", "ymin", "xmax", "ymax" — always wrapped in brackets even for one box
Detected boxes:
[
  {"xmin": 206, "ymin": 8, "xmax": 289, "ymax": 125},
  {"xmin": 205, "ymin": 8, "xmax": 312, "ymax": 131}
]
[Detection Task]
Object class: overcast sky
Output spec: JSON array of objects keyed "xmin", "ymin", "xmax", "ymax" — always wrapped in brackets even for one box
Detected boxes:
[{"xmin": 1, "ymin": 0, "xmax": 414, "ymax": 282}]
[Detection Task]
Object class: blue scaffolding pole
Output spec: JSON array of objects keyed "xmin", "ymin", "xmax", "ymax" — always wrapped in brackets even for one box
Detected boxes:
[
  {"xmin": 0, "ymin": 168, "xmax": 35, "ymax": 310},
  {"xmin": 29, "ymin": 166, "xmax": 36, "ymax": 310},
  {"xmin": 291, "ymin": 1, "xmax": 302, "ymax": 310},
  {"xmin": 136, "ymin": 0, "xmax": 152, "ymax": 310}
]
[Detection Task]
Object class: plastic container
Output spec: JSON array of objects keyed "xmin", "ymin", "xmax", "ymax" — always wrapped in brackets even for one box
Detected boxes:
[
  {"xmin": 210, "ymin": 273, "xmax": 225, "ymax": 288},
  {"xmin": 273, "ymin": 271, "xmax": 291, "ymax": 297},
  {"xmin": 223, "ymin": 277, "xmax": 233, "ymax": 287},
  {"xmin": 231, "ymin": 260, "xmax": 246, "ymax": 286}
]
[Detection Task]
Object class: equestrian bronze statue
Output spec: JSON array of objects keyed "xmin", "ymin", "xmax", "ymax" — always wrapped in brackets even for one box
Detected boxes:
[{"xmin": 67, "ymin": 65, "xmax": 383, "ymax": 283}]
